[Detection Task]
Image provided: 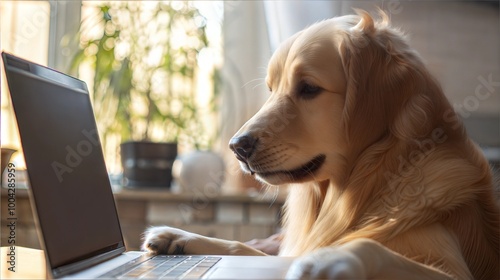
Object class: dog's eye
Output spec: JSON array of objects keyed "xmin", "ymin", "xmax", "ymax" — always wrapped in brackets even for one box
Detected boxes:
[{"xmin": 298, "ymin": 83, "xmax": 322, "ymax": 99}]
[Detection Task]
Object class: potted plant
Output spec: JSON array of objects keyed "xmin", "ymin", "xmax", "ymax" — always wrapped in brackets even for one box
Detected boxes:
[{"xmin": 68, "ymin": 2, "xmax": 218, "ymax": 188}]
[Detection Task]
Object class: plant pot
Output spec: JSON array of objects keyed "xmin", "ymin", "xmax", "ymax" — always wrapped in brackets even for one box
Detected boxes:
[{"xmin": 120, "ymin": 141, "xmax": 177, "ymax": 188}]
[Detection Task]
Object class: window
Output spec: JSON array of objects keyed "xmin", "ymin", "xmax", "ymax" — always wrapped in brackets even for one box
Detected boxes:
[
  {"xmin": 1, "ymin": 1, "xmax": 52, "ymax": 168},
  {"xmin": 1, "ymin": 1, "xmax": 222, "ymax": 174}
]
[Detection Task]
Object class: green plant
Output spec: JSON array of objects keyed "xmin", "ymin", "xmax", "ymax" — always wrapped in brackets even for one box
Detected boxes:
[{"xmin": 68, "ymin": 1, "xmax": 217, "ymax": 150}]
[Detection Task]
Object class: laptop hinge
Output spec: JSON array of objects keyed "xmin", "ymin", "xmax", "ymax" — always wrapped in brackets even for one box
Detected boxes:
[{"xmin": 51, "ymin": 247, "xmax": 126, "ymax": 278}]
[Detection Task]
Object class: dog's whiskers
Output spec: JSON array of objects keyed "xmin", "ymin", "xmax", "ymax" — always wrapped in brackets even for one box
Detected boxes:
[{"xmin": 241, "ymin": 78, "xmax": 266, "ymax": 91}]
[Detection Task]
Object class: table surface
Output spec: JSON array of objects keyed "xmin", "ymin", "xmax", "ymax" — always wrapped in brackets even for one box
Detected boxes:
[{"xmin": 0, "ymin": 247, "xmax": 46, "ymax": 279}]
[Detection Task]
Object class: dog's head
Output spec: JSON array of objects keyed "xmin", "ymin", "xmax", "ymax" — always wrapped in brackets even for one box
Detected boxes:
[{"xmin": 230, "ymin": 11, "xmax": 443, "ymax": 186}]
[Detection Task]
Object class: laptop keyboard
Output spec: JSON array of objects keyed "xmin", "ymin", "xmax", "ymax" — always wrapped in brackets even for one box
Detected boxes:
[{"xmin": 98, "ymin": 255, "xmax": 221, "ymax": 279}]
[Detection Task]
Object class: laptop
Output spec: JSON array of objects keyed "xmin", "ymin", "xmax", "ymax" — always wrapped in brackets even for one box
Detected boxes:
[{"xmin": 2, "ymin": 52, "xmax": 294, "ymax": 279}]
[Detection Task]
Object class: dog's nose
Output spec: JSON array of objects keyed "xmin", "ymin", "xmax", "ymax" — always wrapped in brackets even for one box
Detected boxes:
[{"xmin": 229, "ymin": 134, "xmax": 257, "ymax": 162}]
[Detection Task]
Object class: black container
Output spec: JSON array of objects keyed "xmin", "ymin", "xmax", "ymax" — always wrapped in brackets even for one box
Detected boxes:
[{"xmin": 120, "ymin": 141, "xmax": 177, "ymax": 188}]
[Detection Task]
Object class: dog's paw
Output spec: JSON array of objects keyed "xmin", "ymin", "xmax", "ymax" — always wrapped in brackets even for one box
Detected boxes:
[
  {"xmin": 142, "ymin": 226, "xmax": 197, "ymax": 255},
  {"xmin": 286, "ymin": 247, "xmax": 367, "ymax": 280}
]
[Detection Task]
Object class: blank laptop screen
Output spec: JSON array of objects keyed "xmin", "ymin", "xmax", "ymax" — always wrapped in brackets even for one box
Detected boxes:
[{"xmin": 4, "ymin": 54, "xmax": 124, "ymax": 270}]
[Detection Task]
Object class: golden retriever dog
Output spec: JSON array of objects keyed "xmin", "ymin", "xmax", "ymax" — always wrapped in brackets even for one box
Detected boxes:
[{"xmin": 143, "ymin": 11, "xmax": 499, "ymax": 279}]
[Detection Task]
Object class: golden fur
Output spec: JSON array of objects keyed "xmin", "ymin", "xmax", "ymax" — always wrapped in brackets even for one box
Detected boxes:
[{"xmin": 144, "ymin": 11, "xmax": 499, "ymax": 279}]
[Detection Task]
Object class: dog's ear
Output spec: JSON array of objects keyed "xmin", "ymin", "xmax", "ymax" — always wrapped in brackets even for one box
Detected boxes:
[{"xmin": 339, "ymin": 10, "xmax": 442, "ymax": 154}]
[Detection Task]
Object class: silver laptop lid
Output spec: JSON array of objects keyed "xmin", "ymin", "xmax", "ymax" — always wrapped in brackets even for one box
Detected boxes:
[{"xmin": 2, "ymin": 52, "xmax": 125, "ymax": 278}]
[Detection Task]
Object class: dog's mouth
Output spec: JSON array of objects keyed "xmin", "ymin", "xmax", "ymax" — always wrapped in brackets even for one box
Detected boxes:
[{"xmin": 249, "ymin": 154, "xmax": 326, "ymax": 182}]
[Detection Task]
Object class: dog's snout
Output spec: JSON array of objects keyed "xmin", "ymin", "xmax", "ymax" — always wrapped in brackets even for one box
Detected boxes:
[{"xmin": 229, "ymin": 134, "xmax": 257, "ymax": 162}]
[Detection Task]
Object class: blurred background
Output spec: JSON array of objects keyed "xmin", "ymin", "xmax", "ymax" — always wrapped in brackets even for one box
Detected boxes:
[{"xmin": 1, "ymin": 0, "xmax": 499, "ymax": 249}]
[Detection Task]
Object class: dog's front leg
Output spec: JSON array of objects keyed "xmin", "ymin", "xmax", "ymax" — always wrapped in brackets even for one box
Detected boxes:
[
  {"xmin": 286, "ymin": 238, "xmax": 454, "ymax": 280},
  {"xmin": 142, "ymin": 226, "xmax": 266, "ymax": 256}
]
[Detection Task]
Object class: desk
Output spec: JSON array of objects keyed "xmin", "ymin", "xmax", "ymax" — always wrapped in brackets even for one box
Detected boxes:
[{"xmin": 0, "ymin": 247, "xmax": 45, "ymax": 279}]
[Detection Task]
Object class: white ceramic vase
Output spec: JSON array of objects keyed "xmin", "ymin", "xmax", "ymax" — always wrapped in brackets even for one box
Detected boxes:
[{"xmin": 172, "ymin": 150, "xmax": 225, "ymax": 194}]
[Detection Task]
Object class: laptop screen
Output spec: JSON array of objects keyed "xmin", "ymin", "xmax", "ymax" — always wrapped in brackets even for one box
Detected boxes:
[{"xmin": 3, "ymin": 53, "xmax": 124, "ymax": 272}]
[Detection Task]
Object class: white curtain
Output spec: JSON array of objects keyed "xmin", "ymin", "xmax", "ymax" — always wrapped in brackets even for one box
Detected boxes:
[
  {"xmin": 263, "ymin": 1, "xmax": 348, "ymax": 51},
  {"xmin": 219, "ymin": 1, "xmax": 271, "ymax": 192}
]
